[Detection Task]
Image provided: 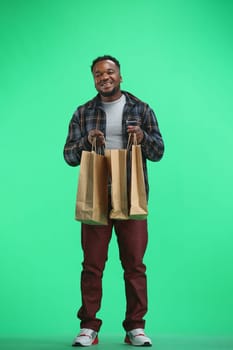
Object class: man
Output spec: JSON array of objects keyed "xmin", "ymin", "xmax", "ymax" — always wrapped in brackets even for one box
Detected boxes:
[{"xmin": 63, "ymin": 55, "xmax": 164, "ymax": 347}]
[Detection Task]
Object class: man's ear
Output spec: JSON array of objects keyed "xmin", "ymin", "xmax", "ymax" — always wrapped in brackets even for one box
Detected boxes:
[{"xmin": 120, "ymin": 75, "xmax": 123, "ymax": 82}]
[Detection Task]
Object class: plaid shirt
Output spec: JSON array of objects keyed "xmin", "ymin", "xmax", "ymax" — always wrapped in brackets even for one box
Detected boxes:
[{"xmin": 63, "ymin": 91, "xmax": 164, "ymax": 198}]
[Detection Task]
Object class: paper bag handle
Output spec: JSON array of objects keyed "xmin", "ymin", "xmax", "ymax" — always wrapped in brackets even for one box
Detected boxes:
[
  {"xmin": 92, "ymin": 137, "xmax": 105, "ymax": 154},
  {"xmin": 127, "ymin": 133, "xmax": 137, "ymax": 150}
]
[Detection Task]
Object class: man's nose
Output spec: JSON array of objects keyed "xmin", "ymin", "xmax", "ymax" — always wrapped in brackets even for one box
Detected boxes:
[{"xmin": 102, "ymin": 72, "xmax": 109, "ymax": 79}]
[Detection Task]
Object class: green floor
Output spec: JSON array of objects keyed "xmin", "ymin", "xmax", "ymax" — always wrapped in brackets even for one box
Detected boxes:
[{"xmin": 0, "ymin": 335, "xmax": 233, "ymax": 350}]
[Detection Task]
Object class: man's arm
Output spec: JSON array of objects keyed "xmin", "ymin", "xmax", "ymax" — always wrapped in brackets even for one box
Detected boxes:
[
  {"xmin": 63, "ymin": 108, "xmax": 91, "ymax": 166},
  {"xmin": 140, "ymin": 105, "xmax": 165, "ymax": 162}
]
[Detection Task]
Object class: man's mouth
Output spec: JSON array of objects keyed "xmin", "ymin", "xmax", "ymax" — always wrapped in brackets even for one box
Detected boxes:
[{"xmin": 100, "ymin": 81, "xmax": 113, "ymax": 88}]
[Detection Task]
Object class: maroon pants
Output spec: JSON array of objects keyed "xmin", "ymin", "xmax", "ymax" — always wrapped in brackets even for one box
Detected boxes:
[{"xmin": 77, "ymin": 219, "xmax": 148, "ymax": 332}]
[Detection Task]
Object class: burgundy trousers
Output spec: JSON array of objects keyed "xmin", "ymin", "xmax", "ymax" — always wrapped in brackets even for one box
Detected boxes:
[{"xmin": 77, "ymin": 219, "xmax": 148, "ymax": 332}]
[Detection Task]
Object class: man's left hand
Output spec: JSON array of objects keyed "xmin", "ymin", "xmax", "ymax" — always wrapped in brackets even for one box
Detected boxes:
[{"xmin": 127, "ymin": 125, "xmax": 144, "ymax": 144}]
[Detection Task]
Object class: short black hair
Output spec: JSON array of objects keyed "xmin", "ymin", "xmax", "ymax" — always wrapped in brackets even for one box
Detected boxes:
[{"xmin": 91, "ymin": 55, "xmax": 121, "ymax": 72}]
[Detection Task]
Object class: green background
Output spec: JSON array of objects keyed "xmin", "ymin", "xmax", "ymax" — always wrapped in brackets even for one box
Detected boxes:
[{"xmin": 1, "ymin": 0, "xmax": 233, "ymax": 347}]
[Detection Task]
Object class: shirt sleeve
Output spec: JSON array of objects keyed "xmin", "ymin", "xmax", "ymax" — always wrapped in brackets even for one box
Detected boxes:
[
  {"xmin": 140, "ymin": 105, "xmax": 164, "ymax": 162},
  {"xmin": 63, "ymin": 108, "xmax": 92, "ymax": 166}
]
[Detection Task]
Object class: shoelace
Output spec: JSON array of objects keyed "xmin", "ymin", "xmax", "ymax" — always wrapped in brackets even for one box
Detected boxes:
[
  {"xmin": 134, "ymin": 333, "xmax": 145, "ymax": 337},
  {"xmin": 79, "ymin": 333, "xmax": 93, "ymax": 338}
]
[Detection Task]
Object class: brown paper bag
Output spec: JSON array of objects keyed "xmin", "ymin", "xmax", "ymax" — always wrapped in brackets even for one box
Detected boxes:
[
  {"xmin": 75, "ymin": 150, "xmax": 108, "ymax": 225},
  {"xmin": 106, "ymin": 149, "xmax": 129, "ymax": 220},
  {"xmin": 129, "ymin": 137, "xmax": 148, "ymax": 220}
]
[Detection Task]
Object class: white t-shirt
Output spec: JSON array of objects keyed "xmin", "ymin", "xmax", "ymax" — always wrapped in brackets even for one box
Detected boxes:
[{"xmin": 102, "ymin": 94, "xmax": 126, "ymax": 149}]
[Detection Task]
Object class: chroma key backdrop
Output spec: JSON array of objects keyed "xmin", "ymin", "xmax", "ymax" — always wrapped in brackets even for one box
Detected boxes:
[{"xmin": 0, "ymin": 1, "xmax": 233, "ymax": 349}]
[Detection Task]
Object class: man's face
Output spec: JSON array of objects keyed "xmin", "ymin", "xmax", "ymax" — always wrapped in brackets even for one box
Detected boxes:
[{"xmin": 92, "ymin": 60, "xmax": 122, "ymax": 101}]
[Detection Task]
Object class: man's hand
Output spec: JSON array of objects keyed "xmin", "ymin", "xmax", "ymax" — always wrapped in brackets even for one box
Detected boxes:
[
  {"xmin": 88, "ymin": 129, "xmax": 105, "ymax": 147},
  {"xmin": 127, "ymin": 125, "xmax": 144, "ymax": 144}
]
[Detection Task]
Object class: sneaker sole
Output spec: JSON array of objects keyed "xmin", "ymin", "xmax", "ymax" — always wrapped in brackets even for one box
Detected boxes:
[
  {"xmin": 125, "ymin": 336, "xmax": 152, "ymax": 347},
  {"xmin": 72, "ymin": 337, "xmax": 99, "ymax": 347}
]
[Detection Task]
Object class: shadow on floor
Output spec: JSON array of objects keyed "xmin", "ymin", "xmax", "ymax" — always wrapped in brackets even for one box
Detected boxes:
[{"xmin": 0, "ymin": 335, "xmax": 233, "ymax": 350}]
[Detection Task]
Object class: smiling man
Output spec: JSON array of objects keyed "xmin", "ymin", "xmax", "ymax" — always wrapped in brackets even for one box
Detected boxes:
[
  {"xmin": 63, "ymin": 55, "xmax": 165, "ymax": 347},
  {"xmin": 92, "ymin": 58, "xmax": 122, "ymax": 100}
]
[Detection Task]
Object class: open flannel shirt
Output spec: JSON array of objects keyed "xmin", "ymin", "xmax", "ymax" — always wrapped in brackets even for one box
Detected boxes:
[{"xmin": 63, "ymin": 91, "xmax": 164, "ymax": 199}]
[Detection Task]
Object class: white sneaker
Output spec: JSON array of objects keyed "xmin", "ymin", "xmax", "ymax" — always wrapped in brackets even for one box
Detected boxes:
[
  {"xmin": 125, "ymin": 328, "xmax": 152, "ymax": 346},
  {"xmin": 72, "ymin": 328, "xmax": 98, "ymax": 347}
]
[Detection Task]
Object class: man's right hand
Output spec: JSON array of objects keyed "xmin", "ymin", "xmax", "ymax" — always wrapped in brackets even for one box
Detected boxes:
[{"xmin": 88, "ymin": 129, "xmax": 105, "ymax": 147}]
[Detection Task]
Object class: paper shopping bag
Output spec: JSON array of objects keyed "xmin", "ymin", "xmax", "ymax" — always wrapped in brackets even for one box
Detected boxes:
[
  {"xmin": 129, "ymin": 141, "xmax": 148, "ymax": 220},
  {"xmin": 107, "ymin": 149, "xmax": 129, "ymax": 220},
  {"xmin": 75, "ymin": 150, "xmax": 108, "ymax": 225}
]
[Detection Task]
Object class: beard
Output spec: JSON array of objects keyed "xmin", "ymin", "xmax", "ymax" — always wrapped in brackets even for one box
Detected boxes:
[{"xmin": 99, "ymin": 85, "xmax": 120, "ymax": 97}]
